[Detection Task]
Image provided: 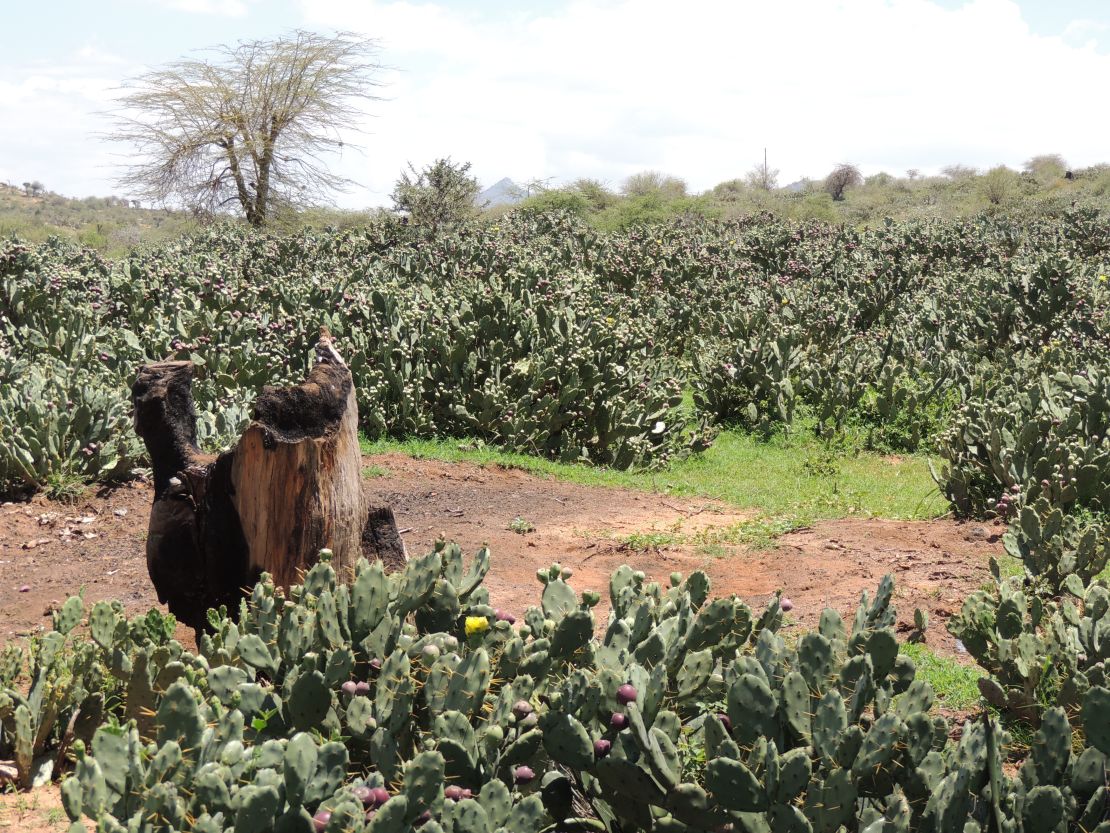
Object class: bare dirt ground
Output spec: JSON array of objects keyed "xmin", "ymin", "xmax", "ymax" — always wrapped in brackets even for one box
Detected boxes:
[
  {"xmin": 2, "ymin": 452, "xmax": 1002, "ymax": 657},
  {"xmin": 0, "ymin": 786, "xmax": 65, "ymax": 833},
  {"xmin": 1, "ymin": 452, "xmax": 1004, "ymax": 826}
]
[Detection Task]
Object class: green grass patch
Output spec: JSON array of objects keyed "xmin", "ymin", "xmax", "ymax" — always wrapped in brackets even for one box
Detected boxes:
[
  {"xmin": 611, "ymin": 516, "xmax": 803, "ymax": 554},
  {"xmin": 361, "ymin": 429, "xmax": 947, "ymax": 525},
  {"xmin": 732, "ymin": 517, "xmax": 804, "ymax": 549},
  {"xmin": 992, "ymin": 554, "xmax": 1024, "ymax": 583},
  {"xmin": 900, "ymin": 642, "xmax": 983, "ymax": 712},
  {"xmin": 617, "ymin": 530, "xmax": 683, "ymax": 552},
  {"xmin": 44, "ymin": 471, "xmax": 86, "ymax": 504}
]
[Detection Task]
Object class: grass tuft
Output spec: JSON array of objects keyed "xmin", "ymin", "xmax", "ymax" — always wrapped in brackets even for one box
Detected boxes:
[
  {"xmin": 43, "ymin": 471, "xmax": 85, "ymax": 504},
  {"xmin": 612, "ymin": 516, "xmax": 802, "ymax": 555},
  {"xmin": 900, "ymin": 642, "xmax": 983, "ymax": 712}
]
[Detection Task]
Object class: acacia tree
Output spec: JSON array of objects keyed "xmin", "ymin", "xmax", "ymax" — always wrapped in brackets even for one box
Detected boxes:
[
  {"xmin": 824, "ymin": 163, "xmax": 863, "ymax": 201},
  {"xmin": 110, "ymin": 31, "xmax": 383, "ymax": 226},
  {"xmin": 621, "ymin": 171, "xmax": 687, "ymax": 199},
  {"xmin": 942, "ymin": 164, "xmax": 977, "ymax": 180},
  {"xmin": 1023, "ymin": 154, "xmax": 1067, "ymax": 185},
  {"xmin": 981, "ymin": 166, "xmax": 1020, "ymax": 205},
  {"xmin": 744, "ymin": 159, "xmax": 779, "ymax": 191}
]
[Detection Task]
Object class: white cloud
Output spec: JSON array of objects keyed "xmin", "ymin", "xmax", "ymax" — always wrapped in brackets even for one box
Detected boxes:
[
  {"xmin": 0, "ymin": 49, "xmax": 125, "ymax": 196},
  {"xmin": 299, "ymin": 0, "xmax": 1110, "ymax": 206},
  {"xmin": 153, "ymin": 0, "xmax": 255, "ymax": 17},
  {"xmin": 4, "ymin": 0, "xmax": 1109, "ymax": 205},
  {"xmin": 1062, "ymin": 18, "xmax": 1110, "ymax": 48},
  {"xmin": 75, "ymin": 45, "xmax": 128, "ymax": 65}
]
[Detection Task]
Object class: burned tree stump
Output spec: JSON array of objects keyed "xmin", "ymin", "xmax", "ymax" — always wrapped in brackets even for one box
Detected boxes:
[{"xmin": 132, "ymin": 330, "xmax": 406, "ymax": 633}]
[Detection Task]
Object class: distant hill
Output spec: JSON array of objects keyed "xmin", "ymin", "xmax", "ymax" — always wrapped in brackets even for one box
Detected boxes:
[
  {"xmin": 478, "ymin": 178, "xmax": 524, "ymax": 207},
  {"xmin": 0, "ymin": 181, "xmax": 194, "ymax": 253}
]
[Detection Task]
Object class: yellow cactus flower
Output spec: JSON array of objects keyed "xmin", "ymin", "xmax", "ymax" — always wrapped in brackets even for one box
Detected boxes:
[{"xmin": 465, "ymin": 616, "xmax": 490, "ymax": 636}]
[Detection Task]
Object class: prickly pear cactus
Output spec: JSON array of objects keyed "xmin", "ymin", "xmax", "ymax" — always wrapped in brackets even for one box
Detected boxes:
[{"xmin": 6, "ymin": 542, "xmax": 1110, "ymax": 832}]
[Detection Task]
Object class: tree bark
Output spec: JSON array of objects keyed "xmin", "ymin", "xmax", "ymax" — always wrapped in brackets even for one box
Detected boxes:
[{"xmin": 132, "ymin": 330, "xmax": 405, "ymax": 633}]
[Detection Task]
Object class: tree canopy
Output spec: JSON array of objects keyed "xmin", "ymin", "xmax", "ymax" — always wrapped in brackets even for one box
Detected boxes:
[
  {"xmin": 111, "ymin": 30, "xmax": 383, "ymax": 226},
  {"xmin": 824, "ymin": 163, "xmax": 863, "ymax": 201}
]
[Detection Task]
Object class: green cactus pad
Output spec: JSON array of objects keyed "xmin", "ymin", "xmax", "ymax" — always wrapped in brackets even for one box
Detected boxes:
[
  {"xmin": 705, "ymin": 757, "xmax": 767, "ymax": 811},
  {"xmin": 287, "ymin": 669, "xmax": 330, "ymax": 732},
  {"xmin": 542, "ymin": 712, "xmax": 594, "ymax": 770}
]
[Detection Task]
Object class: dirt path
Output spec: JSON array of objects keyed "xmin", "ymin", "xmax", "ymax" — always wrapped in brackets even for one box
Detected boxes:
[{"xmin": 1, "ymin": 453, "xmax": 1002, "ymax": 658}]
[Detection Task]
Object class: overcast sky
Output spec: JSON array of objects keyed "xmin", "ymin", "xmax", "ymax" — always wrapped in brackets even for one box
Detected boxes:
[{"xmin": 2, "ymin": 0, "xmax": 1108, "ymax": 208}]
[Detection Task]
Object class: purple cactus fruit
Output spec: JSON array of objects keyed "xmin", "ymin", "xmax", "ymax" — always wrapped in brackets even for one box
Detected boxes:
[
  {"xmin": 341, "ymin": 681, "xmax": 358, "ymax": 697},
  {"xmin": 354, "ymin": 681, "xmax": 371, "ymax": 696},
  {"xmin": 717, "ymin": 713, "xmax": 732, "ymax": 733},
  {"xmin": 364, "ymin": 809, "xmax": 376, "ymax": 823},
  {"xmin": 312, "ymin": 810, "xmax": 331, "ymax": 832},
  {"xmin": 444, "ymin": 785, "xmax": 464, "ymax": 801},
  {"xmin": 371, "ymin": 788, "xmax": 391, "ymax": 807},
  {"xmin": 610, "ymin": 712, "xmax": 629, "ymax": 730},
  {"xmin": 780, "ymin": 597, "xmax": 794, "ymax": 612},
  {"xmin": 369, "ymin": 658, "xmax": 383, "ymax": 672},
  {"xmin": 415, "ymin": 809, "xmax": 433, "ymax": 827},
  {"xmin": 616, "ymin": 684, "xmax": 638, "ymax": 705},
  {"xmin": 594, "ymin": 739, "xmax": 612, "ymax": 758},
  {"xmin": 512, "ymin": 700, "xmax": 533, "ymax": 720},
  {"xmin": 352, "ymin": 785, "xmax": 373, "ymax": 807},
  {"xmin": 461, "ymin": 788, "xmax": 473, "ymax": 799},
  {"xmin": 496, "ymin": 609, "xmax": 517, "ymax": 624},
  {"xmin": 514, "ymin": 765, "xmax": 535, "ymax": 785}
]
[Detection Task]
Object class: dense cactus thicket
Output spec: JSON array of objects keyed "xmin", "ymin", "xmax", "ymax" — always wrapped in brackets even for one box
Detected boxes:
[
  {"xmin": 2, "ymin": 209, "xmax": 1108, "ymax": 829},
  {"xmin": 1, "ymin": 209, "xmax": 1107, "ymax": 493},
  {"xmin": 1, "ymin": 549, "xmax": 1108, "ymax": 832}
]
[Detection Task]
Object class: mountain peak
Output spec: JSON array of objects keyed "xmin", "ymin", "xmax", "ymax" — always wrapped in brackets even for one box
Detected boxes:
[{"xmin": 479, "ymin": 177, "xmax": 524, "ymax": 206}]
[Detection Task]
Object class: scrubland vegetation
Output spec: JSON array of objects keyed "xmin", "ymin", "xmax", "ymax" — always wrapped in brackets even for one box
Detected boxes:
[{"xmin": 2, "ymin": 179, "xmax": 1109, "ymax": 829}]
